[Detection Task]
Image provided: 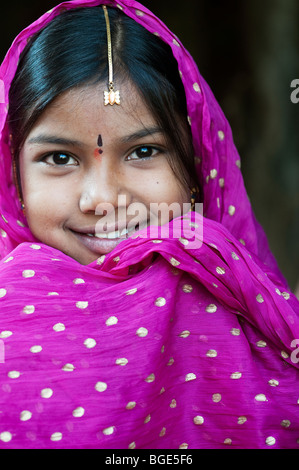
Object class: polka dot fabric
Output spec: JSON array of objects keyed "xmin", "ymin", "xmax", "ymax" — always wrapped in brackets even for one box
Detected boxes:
[
  {"xmin": 0, "ymin": 0, "xmax": 298, "ymax": 449},
  {"xmin": 0, "ymin": 214, "xmax": 298, "ymax": 448}
]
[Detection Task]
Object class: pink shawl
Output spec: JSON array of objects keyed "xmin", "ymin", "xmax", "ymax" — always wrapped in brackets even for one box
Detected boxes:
[{"xmin": 0, "ymin": 0, "xmax": 298, "ymax": 449}]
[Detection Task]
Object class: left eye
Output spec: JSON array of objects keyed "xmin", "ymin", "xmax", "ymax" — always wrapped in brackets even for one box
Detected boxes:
[
  {"xmin": 126, "ymin": 146, "xmax": 159, "ymax": 161},
  {"xmin": 43, "ymin": 152, "xmax": 78, "ymax": 166}
]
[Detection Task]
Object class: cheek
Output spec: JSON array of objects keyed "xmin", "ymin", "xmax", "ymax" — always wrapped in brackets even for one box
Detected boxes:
[
  {"xmin": 22, "ymin": 174, "xmax": 74, "ymax": 232},
  {"xmin": 137, "ymin": 170, "xmax": 189, "ymax": 206}
]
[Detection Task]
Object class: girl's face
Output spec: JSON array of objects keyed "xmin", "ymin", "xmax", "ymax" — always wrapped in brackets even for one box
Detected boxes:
[{"xmin": 19, "ymin": 81, "xmax": 190, "ymax": 264}]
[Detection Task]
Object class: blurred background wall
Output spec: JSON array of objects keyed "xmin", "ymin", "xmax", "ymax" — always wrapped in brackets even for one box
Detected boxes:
[{"xmin": 1, "ymin": 0, "xmax": 298, "ymax": 290}]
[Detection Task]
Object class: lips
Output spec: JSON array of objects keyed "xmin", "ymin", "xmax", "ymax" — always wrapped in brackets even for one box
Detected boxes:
[
  {"xmin": 86, "ymin": 227, "xmax": 135, "ymax": 239},
  {"xmin": 70, "ymin": 225, "xmax": 138, "ymax": 255}
]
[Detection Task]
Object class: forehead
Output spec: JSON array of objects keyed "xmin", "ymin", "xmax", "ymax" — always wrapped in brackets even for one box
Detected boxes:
[{"xmin": 27, "ymin": 80, "xmax": 157, "ymax": 139}]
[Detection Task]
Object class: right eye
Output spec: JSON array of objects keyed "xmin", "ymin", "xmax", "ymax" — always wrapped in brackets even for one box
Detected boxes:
[{"xmin": 42, "ymin": 152, "xmax": 78, "ymax": 166}]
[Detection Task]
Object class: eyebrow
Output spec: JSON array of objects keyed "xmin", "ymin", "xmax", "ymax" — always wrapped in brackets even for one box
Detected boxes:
[
  {"xmin": 120, "ymin": 126, "xmax": 165, "ymax": 143},
  {"xmin": 27, "ymin": 126, "xmax": 165, "ymax": 147},
  {"xmin": 27, "ymin": 135, "xmax": 86, "ymax": 148}
]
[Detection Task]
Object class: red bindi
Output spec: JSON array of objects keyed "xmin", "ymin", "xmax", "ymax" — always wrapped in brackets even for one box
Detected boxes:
[{"xmin": 94, "ymin": 134, "xmax": 103, "ymax": 158}]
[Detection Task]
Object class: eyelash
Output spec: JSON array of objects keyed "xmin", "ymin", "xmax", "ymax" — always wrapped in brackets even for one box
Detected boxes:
[{"xmin": 40, "ymin": 146, "xmax": 162, "ymax": 166}]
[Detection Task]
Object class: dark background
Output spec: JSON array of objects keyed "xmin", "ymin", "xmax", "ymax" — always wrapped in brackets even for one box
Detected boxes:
[{"xmin": 1, "ymin": 0, "xmax": 298, "ymax": 291}]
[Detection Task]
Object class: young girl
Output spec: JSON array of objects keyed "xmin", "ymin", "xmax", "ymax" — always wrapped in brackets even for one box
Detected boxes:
[{"xmin": 0, "ymin": 0, "xmax": 298, "ymax": 449}]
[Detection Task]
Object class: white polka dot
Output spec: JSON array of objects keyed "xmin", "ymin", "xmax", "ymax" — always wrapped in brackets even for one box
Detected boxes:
[
  {"xmin": 266, "ymin": 436, "xmax": 276, "ymax": 446},
  {"xmin": 256, "ymin": 340, "xmax": 267, "ymax": 347},
  {"xmin": 126, "ymin": 401, "xmax": 136, "ymax": 410},
  {"xmin": 206, "ymin": 349, "xmax": 217, "ymax": 358},
  {"xmin": 115, "ymin": 358, "xmax": 128, "ymax": 366},
  {"xmin": 281, "ymin": 350, "xmax": 289, "ymax": 359},
  {"xmin": 281, "ymin": 419, "xmax": 291, "ymax": 428},
  {"xmin": 145, "ymin": 373, "xmax": 155, "ymax": 383},
  {"xmin": 97, "ymin": 255, "xmax": 106, "ymax": 265},
  {"xmin": 182, "ymin": 284, "xmax": 193, "ymax": 293},
  {"xmin": 238, "ymin": 416, "xmax": 247, "ymax": 424},
  {"xmin": 224, "ymin": 438, "xmax": 232, "ymax": 445},
  {"xmin": 30, "ymin": 244, "xmax": 41, "ymax": 250},
  {"xmin": 169, "ymin": 257, "xmax": 180, "ymax": 266},
  {"xmin": 185, "ymin": 373, "xmax": 196, "ymax": 382},
  {"xmin": 53, "ymin": 323, "xmax": 65, "ymax": 332},
  {"xmin": 95, "ymin": 381, "xmax": 107, "ymax": 392},
  {"xmin": 230, "ymin": 371, "xmax": 242, "ymax": 379},
  {"xmin": 155, "ymin": 297, "xmax": 166, "ymax": 307},
  {"xmin": 8, "ymin": 371, "xmax": 20, "ymax": 379},
  {"xmin": 17, "ymin": 220, "xmax": 25, "ymax": 228},
  {"xmin": 193, "ymin": 416, "xmax": 204, "ymax": 425},
  {"xmin": 205, "ymin": 304, "xmax": 217, "ymax": 313},
  {"xmin": 218, "ymin": 130, "xmax": 225, "ymax": 141},
  {"xmin": 210, "ymin": 169, "xmax": 218, "ymax": 179},
  {"xmin": 23, "ymin": 305, "xmax": 35, "ymax": 314},
  {"xmin": 106, "ymin": 316, "xmax": 118, "ymax": 326},
  {"xmin": 22, "ymin": 270, "xmax": 35, "ymax": 278},
  {"xmin": 0, "ymin": 432, "xmax": 12, "ymax": 443},
  {"xmin": 179, "ymin": 237, "xmax": 189, "ymax": 246},
  {"xmin": 0, "ymin": 331, "xmax": 12, "ymax": 339},
  {"xmin": 126, "ymin": 288, "xmax": 137, "ymax": 295},
  {"xmin": 72, "ymin": 407, "xmax": 85, "ymax": 418},
  {"xmin": 179, "ymin": 330, "xmax": 190, "ymax": 338},
  {"xmin": 136, "ymin": 327, "xmax": 148, "ymax": 337},
  {"xmin": 282, "ymin": 292, "xmax": 290, "ymax": 300},
  {"xmin": 212, "ymin": 393, "xmax": 222, "ymax": 402},
  {"xmin": 228, "ymin": 205, "xmax": 236, "ymax": 216},
  {"xmin": 103, "ymin": 426, "xmax": 115, "ymax": 436},
  {"xmin": 179, "ymin": 443, "xmax": 188, "ymax": 449},
  {"xmin": 76, "ymin": 301, "xmax": 88, "ymax": 309},
  {"xmin": 73, "ymin": 278, "xmax": 85, "ymax": 285},
  {"xmin": 62, "ymin": 363, "xmax": 75, "ymax": 371},
  {"xmin": 20, "ymin": 410, "xmax": 32, "ymax": 421},
  {"xmin": 256, "ymin": 294, "xmax": 264, "ymax": 303},
  {"xmin": 230, "ymin": 328, "xmax": 240, "ymax": 336},
  {"xmin": 84, "ymin": 338, "xmax": 96, "ymax": 349},
  {"xmin": 193, "ymin": 82, "xmax": 201, "ymax": 93},
  {"xmin": 30, "ymin": 345, "xmax": 42, "ymax": 353},
  {"xmin": 216, "ymin": 266, "xmax": 225, "ymax": 275},
  {"xmin": 0, "ymin": 289, "xmax": 7, "ymax": 298},
  {"xmin": 41, "ymin": 388, "xmax": 53, "ymax": 398},
  {"xmin": 128, "ymin": 442, "xmax": 136, "ymax": 449},
  {"xmin": 255, "ymin": 393, "xmax": 267, "ymax": 402},
  {"xmin": 50, "ymin": 432, "xmax": 62, "ymax": 442}
]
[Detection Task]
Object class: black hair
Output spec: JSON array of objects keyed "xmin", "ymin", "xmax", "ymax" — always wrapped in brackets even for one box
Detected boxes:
[{"xmin": 8, "ymin": 6, "xmax": 199, "ymax": 193}]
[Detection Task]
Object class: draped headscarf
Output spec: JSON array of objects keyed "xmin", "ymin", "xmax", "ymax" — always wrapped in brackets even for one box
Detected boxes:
[{"xmin": 0, "ymin": 0, "xmax": 298, "ymax": 449}]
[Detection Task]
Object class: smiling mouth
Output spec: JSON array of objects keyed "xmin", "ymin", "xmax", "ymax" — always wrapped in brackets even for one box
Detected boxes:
[
  {"xmin": 85, "ymin": 226, "xmax": 136, "ymax": 239},
  {"xmin": 69, "ymin": 225, "xmax": 140, "ymax": 256}
]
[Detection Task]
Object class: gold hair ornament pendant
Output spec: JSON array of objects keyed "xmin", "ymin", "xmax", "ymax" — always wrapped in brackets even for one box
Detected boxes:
[{"xmin": 103, "ymin": 5, "xmax": 120, "ymax": 106}]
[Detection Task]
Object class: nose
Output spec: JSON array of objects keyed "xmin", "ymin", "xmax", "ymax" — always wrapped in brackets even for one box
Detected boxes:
[{"xmin": 79, "ymin": 159, "xmax": 126, "ymax": 214}]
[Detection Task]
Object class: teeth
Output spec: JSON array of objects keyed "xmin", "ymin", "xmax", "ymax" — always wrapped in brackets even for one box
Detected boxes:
[
  {"xmin": 85, "ymin": 226, "xmax": 137, "ymax": 239},
  {"xmin": 94, "ymin": 230, "xmax": 120, "ymax": 239}
]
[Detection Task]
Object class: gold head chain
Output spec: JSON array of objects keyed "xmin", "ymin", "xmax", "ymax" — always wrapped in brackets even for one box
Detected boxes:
[{"xmin": 102, "ymin": 5, "xmax": 120, "ymax": 106}]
